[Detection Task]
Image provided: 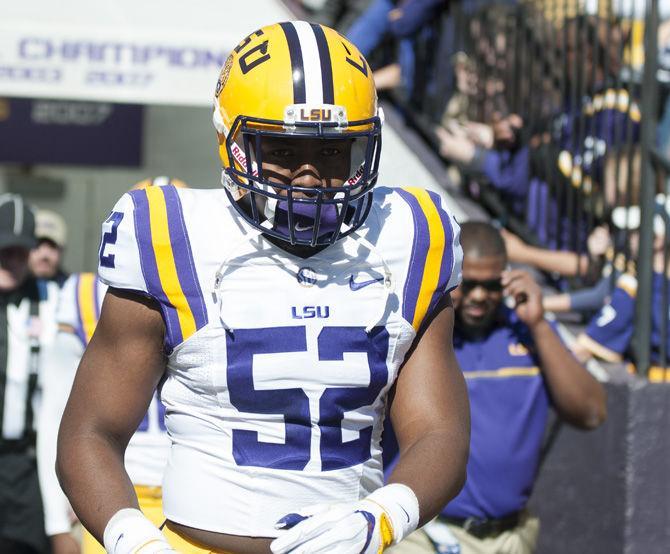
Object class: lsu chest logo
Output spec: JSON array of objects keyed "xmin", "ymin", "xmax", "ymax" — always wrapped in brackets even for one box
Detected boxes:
[{"xmin": 292, "ymin": 306, "xmax": 330, "ymax": 319}]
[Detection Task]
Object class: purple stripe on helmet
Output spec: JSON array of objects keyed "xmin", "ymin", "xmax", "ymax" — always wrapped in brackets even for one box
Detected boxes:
[
  {"xmin": 395, "ymin": 188, "xmax": 430, "ymax": 326},
  {"xmin": 74, "ymin": 275, "xmax": 88, "ymax": 347},
  {"xmin": 129, "ymin": 190, "xmax": 183, "ymax": 349},
  {"xmin": 426, "ymin": 191, "xmax": 454, "ymax": 317},
  {"xmin": 161, "ymin": 186, "xmax": 208, "ymax": 331}
]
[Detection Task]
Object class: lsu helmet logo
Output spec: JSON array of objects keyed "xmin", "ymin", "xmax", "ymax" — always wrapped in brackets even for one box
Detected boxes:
[{"xmin": 299, "ymin": 108, "xmax": 333, "ymax": 121}]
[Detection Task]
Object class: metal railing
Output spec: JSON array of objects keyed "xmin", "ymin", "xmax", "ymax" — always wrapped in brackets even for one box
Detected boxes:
[{"xmin": 384, "ymin": 0, "xmax": 668, "ymax": 378}]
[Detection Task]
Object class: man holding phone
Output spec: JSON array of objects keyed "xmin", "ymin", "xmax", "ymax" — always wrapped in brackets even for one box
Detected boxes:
[{"xmin": 391, "ymin": 221, "xmax": 606, "ymax": 554}]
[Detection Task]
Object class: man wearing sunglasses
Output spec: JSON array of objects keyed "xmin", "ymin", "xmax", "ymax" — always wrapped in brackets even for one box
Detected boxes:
[{"xmin": 393, "ymin": 221, "xmax": 606, "ymax": 554}]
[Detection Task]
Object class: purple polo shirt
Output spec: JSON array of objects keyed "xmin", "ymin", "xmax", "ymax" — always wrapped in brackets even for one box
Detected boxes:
[
  {"xmin": 444, "ymin": 307, "xmax": 552, "ymax": 519},
  {"xmin": 381, "ymin": 308, "xmax": 558, "ymax": 518}
]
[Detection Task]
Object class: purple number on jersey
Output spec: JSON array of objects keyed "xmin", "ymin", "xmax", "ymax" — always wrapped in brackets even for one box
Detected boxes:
[
  {"xmin": 318, "ymin": 327, "xmax": 389, "ymax": 470},
  {"xmin": 226, "ymin": 326, "xmax": 389, "ymax": 471},
  {"xmin": 226, "ymin": 326, "xmax": 311, "ymax": 470},
  {"xmin": 99, "ymin": 211, "xmax": 124, "ymax": 269}
]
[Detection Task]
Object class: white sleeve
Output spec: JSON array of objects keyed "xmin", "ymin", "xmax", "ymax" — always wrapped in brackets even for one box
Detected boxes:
[
  {"xmin": 37, "ymin": 331, "xmax": 84, "ymax": 536},
  {"xmin": 97, "ymin": 192, "xmax": 148, "ymax": 294}
]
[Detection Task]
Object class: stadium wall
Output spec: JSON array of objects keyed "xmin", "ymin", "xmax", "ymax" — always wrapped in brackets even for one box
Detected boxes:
[{"xmin": 530, "ymin": 373, "xmax": 670, "ymax": 553}]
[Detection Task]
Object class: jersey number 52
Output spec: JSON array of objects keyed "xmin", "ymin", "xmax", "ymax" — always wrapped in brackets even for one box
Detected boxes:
[{"xmin": 226, "ymin": 326, "xmax": 389, "ymax": 472}]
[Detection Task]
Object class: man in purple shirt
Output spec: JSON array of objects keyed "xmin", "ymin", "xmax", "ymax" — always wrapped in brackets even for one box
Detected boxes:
[{"xmin": 388, "ymin": 221, "xmax": 606, "ymax": 554}]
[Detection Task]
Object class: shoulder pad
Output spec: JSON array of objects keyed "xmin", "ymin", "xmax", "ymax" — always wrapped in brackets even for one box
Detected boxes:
[{"xmin": 99, "ymin": 186, "xmax": 208, "ymax": 351}]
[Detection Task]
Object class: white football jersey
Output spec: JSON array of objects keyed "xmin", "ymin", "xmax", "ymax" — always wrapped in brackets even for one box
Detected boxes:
[
  {"xmin": 98, "ymin": 185, "xmax": 462, "ymax": 537},
  {"xmin": 56, "ymin": 273, "xmax": 170, "ymax": 486}
]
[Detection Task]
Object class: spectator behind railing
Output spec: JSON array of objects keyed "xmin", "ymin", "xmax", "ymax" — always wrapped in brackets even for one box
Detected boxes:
[
  {"xmin": 305, "ymin": 0, "xmax": 374, "ymax": 32},
  {"xmin": 501, "ymin": 225, "xmax": 616, "ymax": 317},
  {"xmin": 573, "ymin": 196, "xmax": 670, "ymax": 381},
  {"xmin": 345, "ymin": 0, "xmax": 444, "ymax": 94}
]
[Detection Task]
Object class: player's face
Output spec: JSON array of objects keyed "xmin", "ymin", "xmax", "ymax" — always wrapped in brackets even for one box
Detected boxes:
[
  {"xmin": 258, "ymin": 136, "xmax": 354, "ymax": 195},
  {"xmin": 452, "ymin": 253, "xmax": 506, "ymax": 332},
  {"xmin": 0, "ymin": 246, "xmax": 30, "ymax": 292}
]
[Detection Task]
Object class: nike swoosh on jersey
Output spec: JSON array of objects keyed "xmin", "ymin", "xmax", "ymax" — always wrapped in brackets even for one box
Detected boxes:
[
  {"xmin": 349, "ymin": 275, "xmax": 384, "ymax": 291},
  {"xmin": 294, "ymin": 222, "xmax": 314, "ymax": 232}
]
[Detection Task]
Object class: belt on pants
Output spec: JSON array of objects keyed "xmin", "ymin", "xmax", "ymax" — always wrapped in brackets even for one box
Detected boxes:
[{"xmin": 439, "ymin": 511, "xmax": 521, "ymax": 539}]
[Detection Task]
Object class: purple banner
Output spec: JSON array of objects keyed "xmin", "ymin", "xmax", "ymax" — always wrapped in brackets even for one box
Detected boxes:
[{"xmin": 0, "ymin": 97, "xmax": 142, "ymax": 166}]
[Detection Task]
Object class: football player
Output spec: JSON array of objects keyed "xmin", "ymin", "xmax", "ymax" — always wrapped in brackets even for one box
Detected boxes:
[
  {"xmin": 38, "ymin": 178, "xmax": 184, "ymax": 554},
  {"xmin": 57, "ymin": 22, "xmax": 469, "ymax": 554}
]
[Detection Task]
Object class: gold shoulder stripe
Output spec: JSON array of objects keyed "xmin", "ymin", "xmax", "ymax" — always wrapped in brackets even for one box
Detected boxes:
[
  {"xmin": 145, "ymin": 186, "xmax": 197, "ymax": 340},
  {"xmin": 405, "ymin": 187, "xmax": 446, "ymax": 331}
]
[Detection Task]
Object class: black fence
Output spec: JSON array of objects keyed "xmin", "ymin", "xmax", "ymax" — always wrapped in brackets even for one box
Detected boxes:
[{"xmin": 383, "ymin": 0, "xmax": 668, "ymax": 378}]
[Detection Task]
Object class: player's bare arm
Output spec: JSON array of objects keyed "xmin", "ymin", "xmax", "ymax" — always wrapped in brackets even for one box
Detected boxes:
[
  {"xmin": 502, "ymin": 269, "xmax": 607, "ymax": 429},
  {"xmin": 57, "ymin": 288, "xmax": 166, "ymax": 543},
  {"xmin": 387, "ymin": 296, "xmax": 470, "ymax": 525}
]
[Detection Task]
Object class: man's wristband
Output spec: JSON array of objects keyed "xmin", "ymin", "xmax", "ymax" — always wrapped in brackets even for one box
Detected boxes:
[
  {"xmin": 103, "ymin": 508, "xmax": 173, "ymax": 554},
  {"xmin": 366, "ymin": 483, "xmax": 420, "ymax": 544}
]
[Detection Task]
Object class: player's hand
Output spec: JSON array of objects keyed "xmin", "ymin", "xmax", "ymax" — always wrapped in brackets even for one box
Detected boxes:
[
  {"xmin": 271, "ymin": 501, "xmax": 393, "ymax": 554},
  {"xmin": 50, "ymin": 533, "xmax": 80, "ymax": 554},
  {"xmin": 502, "ymin": 269, "xmax": 543, "ymax": 327},
  {"xmin": 271, "ymin": 484, "xmax": 419, "ymax": 554}
]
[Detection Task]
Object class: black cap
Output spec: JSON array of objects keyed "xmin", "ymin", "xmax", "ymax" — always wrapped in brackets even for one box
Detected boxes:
[{"xmin": 0, "ymin": 194, "xmax": 37, "ymax": 251}]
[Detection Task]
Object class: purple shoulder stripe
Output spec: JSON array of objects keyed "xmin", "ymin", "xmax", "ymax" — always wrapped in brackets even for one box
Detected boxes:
[
  {"xmin": 129, "ymin": 189, "xmax": 183, "ymax": 350},
  {"xmin": 161, "ymin": 186, "xmax": 208, "ymax": 331},
  {"xmin": 394, "ymin": 188, "xmax": 430, "ymax": 326},
  {"xmin": 426, "ymin": 191, "xmax": 455, "ymax": 315}
]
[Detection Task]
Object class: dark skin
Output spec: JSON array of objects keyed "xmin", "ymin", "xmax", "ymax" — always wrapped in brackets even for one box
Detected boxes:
[
  {"xmin": 451, "ymin": 253, "xmax": 607, "ymax": 429},
  {"xmin": 57, "ymin": 140, "xmax": 470, "ymax": 553},
  {"xmin": 50, "ymin": 532, "xmax": 79, "ymax": 554}
]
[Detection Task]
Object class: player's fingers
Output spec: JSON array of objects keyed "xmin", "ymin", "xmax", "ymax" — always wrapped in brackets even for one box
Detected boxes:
[
  {"xmin": 274, "ymin": 503, "xmax": 335, "ymax": 529},
  {"xmin": 289, "ymin": 515, "xmax": 369, "ymax": 554},
  {"xmin": 271, "ymin": 507, "xmax": 350, "ymax": 553}
]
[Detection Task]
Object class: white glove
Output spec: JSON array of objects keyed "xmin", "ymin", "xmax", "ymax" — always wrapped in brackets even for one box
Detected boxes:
[
  {"xmin": 271, "ymin": 484, "xmax": 420, "ymax": 554},
  {"xmin": 103, "ymin": 508, "xmax": 176, "ymax": 554}
]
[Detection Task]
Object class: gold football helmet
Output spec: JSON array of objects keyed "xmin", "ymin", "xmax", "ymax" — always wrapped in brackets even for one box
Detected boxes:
[{"xmin": 213, "ymin": 21, "xmax": 382, "ymax": 246}]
